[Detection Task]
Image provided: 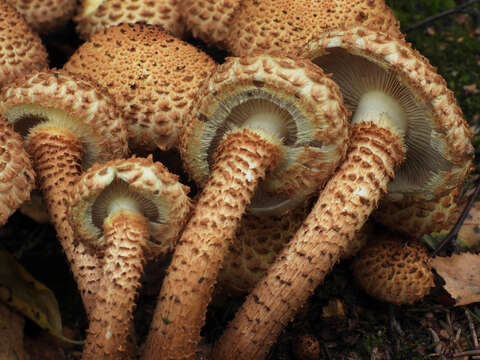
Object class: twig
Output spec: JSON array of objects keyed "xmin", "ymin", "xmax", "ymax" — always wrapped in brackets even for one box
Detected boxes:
[
  {"xmin": 465, "ymin": 309, "xmax": 480, "ymax": 359},
  {"xmin": 432, "ymin": 181, "xmax": 480, "ymax": 256},
  {"xmin": 453, "ymin": 349, "xmax": 480, "ymax": 357},
  {"xmin": 404, "ymin": 0, "xmax": 480, "ymax": 33}
]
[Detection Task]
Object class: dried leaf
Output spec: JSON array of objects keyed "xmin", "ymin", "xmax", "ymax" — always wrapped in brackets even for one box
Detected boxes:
[
  {"xmin": 0, "ymin": 251, "xmax": 81, "ymax": 344},
  {"xmin": 321, "ymin": 298, "xmax": 346, "ymax": 319},
  {"xmin": 431, "ymin": 253, "xmax": 480, "ymax": 306}
]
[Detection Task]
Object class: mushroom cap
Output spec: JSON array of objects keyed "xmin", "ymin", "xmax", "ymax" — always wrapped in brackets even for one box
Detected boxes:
[
  {"xmin": 7, "ymin": 0, "xmax": 77, "ymax": 33},
  {"xmin": 64, "ymin": 23, "xmax": 217, "ymax": 152},
  {"xmin": 74, "ymin": 0, "xmax": 185, "ymax": 40},
  {"xmin": 180, "ymin": 0, "xmax": 242, "ymax": 47},
  {"xmin": 0, "ymin": 117, "xmax": 35, "ymax": 225},
  {"xmin": 0, "ymin": 69, "xmax": 129, "ymax": 168},
  {"xmin": 352, "ymin": 236, "xmax": 434, "ymax": 305},
  {"xmin": 298, "ymin": 26, "xmax": 474, "ymax": 203},
  {"xmin": 226, "ymin": 0, "xmax": 402, "ymax": 57},
  {"xmin": 374, "ymin": 187, "xmax": 461, "ymax": 237},
  {"xmin": 219, "ymin": 204, "xmax": 371, "ymax": 295},
  {"xmin": 180, "ymin": 55, "xmax": 350, "ymax": 215},
  {"xmin": 69, "ymin": 156, "xmax": 192, "ymax": 258},
  {"xmin": 0, "ymin": 2, "xmax": 48, "ymax": 87}
]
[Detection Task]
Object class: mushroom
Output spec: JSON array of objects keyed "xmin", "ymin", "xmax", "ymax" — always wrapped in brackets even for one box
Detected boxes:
[
  {"xmin": 0, "ymin": 1, "xmax": 48, "ymax": 87},
  {"xmin": 69, "ymin": 156, "xmax": 192, "ymax": 360},
  {"xmin": 219, "ymin": 202, "xmax": 369, "ymax": 296},
  {"xmin": 179, "ymin": 0, "xmax": 243, "ymax": 47},
  {"xmin": 352, "ymin": 236, "xmax": 434, "ymax": 305},
  {"xmin": 0, "ymin": 117, "xmax": 35, "ymax": 225},
  {"xmin": 6, "ymin": 0, "xmax": 77, "ymax": 34},
  {"xmin": 64, "ymin": 23, "xmax": 217, "ymax": 153},
  {"xmin": 212, "ymin": 27, "xmax": 473, "ymax": 360},
  {"xmin": 0, "ymin": 69, "xmax": 129, "ymax": 315},
  {"xmin": 142, "ymin": 55, "xmax": 350, "ymax": 359},
  {"xmin": 74, "ymin": 0, "xmax": 185, "ymax": 40}
]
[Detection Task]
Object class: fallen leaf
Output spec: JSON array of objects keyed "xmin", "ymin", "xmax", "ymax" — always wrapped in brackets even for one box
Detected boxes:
[
  {"xmin": 0, "ymin": 251, "xmax": 81, "ymax": 344},
  {"xmin": 322, "ymin": 298, "xmax": 346, "ymax": 319},
  {"xmin": 464, "ymin": 83, "xmax": 479, "ymax": 94},
  {"xmin": 431, "ymin": 253, "xmax": 480, "ymax": 306}
]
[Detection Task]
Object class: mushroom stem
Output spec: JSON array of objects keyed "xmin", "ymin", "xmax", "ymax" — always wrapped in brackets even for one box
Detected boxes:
[
  {"xmin": 212, "ymin": 122, "xmax": 405, "ymax": 360},
  {"xmin": 25, "ymin": 126, "xmax": 99, "ymax": 315},
  {"xmin": 83, "ymin": 209, "xmax": 149, "ymax": 360},
  {"xmin": 142, "ymin": 128, "xmax": 282, "ymax": 360}
]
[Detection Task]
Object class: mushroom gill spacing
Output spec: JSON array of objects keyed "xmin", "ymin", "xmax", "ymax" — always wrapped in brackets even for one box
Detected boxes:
[
  {"xmin": 0, "ymin": 69, "xmax": 129, "ymax": 316},
  {"xmin": 212, "ymin": 27, "xmax": 473, "ymax": 360},
  {"xmin": 142, "ymin": 55, "xmax": 349, "ymax": 360}
]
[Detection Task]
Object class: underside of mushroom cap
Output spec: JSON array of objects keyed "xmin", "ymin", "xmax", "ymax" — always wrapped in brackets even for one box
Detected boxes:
[
  {"xmin": 0, "ymin": 69, "xmax": 128, "ymax": 168},
  {"xmin": 299, "ymin": 26, "xmax": 474, "ymax": 203},
  {"xmin": 0, "ymin": 2, "xmax": 48, "ymax": 87},
  {"xmin": 64, "ymin": 23, "xmax": 217, "ymax": 152},
  {"xmin": 180, "ymin": 0, "xmax": 242, "ymax": 47},
  {"xmin": 180, "ymin": 55, "xmax": 350, "ymax": 215},
  {"xmin": 352, "ymin": 236, "xmax": 435, "ymax": 305},
  {"xmin": 226, "ymin": 0, "xmax": 402, "ymax": 57},
  {"xmin": 0, "ymin": 117, "xmax": 35, "ymax": 225},
  {"xmin": 7, "ymin": 0, "xmax": 77, "ymax": 33},
  {"xmin": 75, "ymin": 0, "xmax": 185, "ymax": 40},
  {"xmin": 69, "ymin": 156, "xmax": 192, "ymax": 258}
]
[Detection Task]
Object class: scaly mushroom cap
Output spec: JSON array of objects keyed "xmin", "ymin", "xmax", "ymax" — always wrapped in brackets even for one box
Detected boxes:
[
  {"xmin": 75, "ymin": 0, "xmax": 185, "ymax": 40},
  {"xmin": 374, "ymin": 187, "xmax": 461, "ymax": 237},
  {"xmin": 180, "ymin": 0, "xmax": 242, "ymax": 47},
  {"xmin": 219, "ymin": 203, "xmax": 370, "ymax": 295},
  {"xmin": 0, "ymin": 69, "xmax": 128, "ymax": 167},
  {"xmin": 7, "ymin": 0, "xmax": 77, "ymax": 33},
  {"xmin": 352, "ymin": 237, "xmax": 434, "ymax": 305},
  {"xmin": 64, "ymin": 23, "xmax": 217, "ymax": 152},
  {"xmin": 70, "ymin": 156, "xmax": 192, "ymax": 258},
  {"xmin": 180, "ymin": 55, "xmax": 350, "ymax": 215},
  {"xmin": 299, "ymin": 26, "xmax": 473, "ymax": 203},
  {"xmin": 0, "ymin": 2, "xmax": 47, "ymax": 87},
  {"xmin": 226, "ymin": 0, "xmax": 402, "ymax": 57},
  {"xmin": 0, "ymin": 117, "xmax": 35, "ymax": 225}
]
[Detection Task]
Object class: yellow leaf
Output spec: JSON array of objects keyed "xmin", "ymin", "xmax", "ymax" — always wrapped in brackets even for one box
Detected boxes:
[
  {"xmin": 0, "ymin": 250, "xmax": 81, "ymax": 344},
  {"xmin": 322, "ymin": 298, "xmax": 346, "ymax": 319}
]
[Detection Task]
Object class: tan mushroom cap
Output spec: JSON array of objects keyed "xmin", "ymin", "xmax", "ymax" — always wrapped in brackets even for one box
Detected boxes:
[
  {"xmin": 180, "ymin": 55, "xmax": 350, "ymax": 215},
  {"xmin": 374, "ymin": 187, "xmax": 462, "ymax": 237},
  {"xmin": 180, "ymin": 0, "xmax": 242, "ymax": 47},
  {"xmin": 0, "ymin": 2, "xmax": 48, "ymax": 87},
  {"xmin": 226, "ymin": 0, "xmax": 402, "ymax": 57},
  {"xmin": 0, "ymin": 117, "xmax": 35, "ymax": 225},
  {"xmin": 7, "ymin": 0, "xmax": 77, "ymax": 34},
  {"xmin": 64, "ymin": 23, "xmax": 217, "ymax": 152},
  {"xmin": 70, "ymin": 156, "xmax": 192, "ymax": 258},
  {"xmin": 0, "ymin": 69, "xmax": 128, "ymax": 167},
  {"xmin": 75, "ymin": 0, "xmax": 185, "ymax": 40},
  {"xmin": 298, "ymin": 26, "xmax": 474, "ymax": 203},
  {"xmin": 219, "ymin": 203, "xmax": 370, "ymax": 296},
  {"xmin": 352, "ymin": 237, "xmax": 434, "ymax": 305}
]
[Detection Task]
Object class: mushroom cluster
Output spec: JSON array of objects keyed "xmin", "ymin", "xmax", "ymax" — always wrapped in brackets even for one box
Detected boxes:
[{"xmin": 0, "ymin": 1, "xmax": 475, "ymax": 360}]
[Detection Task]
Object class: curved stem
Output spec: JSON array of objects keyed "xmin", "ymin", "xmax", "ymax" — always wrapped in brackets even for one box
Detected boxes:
[
  {"xmin": 142, "ymin": 129, "xmax": 282, "ymax": 360},
  {"xmin": 212, "ymin": 123, "xmax": 405, "ymax": 360},
  {"xmin": 82, "ymin": 210, "xmax": 149, "ymax": 360},
  {"xmin": 26, "ymin": 127, "xmax": 101, "ymax": 315}
]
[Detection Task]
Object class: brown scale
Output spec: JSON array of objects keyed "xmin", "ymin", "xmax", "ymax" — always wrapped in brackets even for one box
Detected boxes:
[
  {"xmin": 143, "ymin": 129, "xmax": 282, "ymax": 360},
  {"xmin": 84, "ymin": 211, "xmax": 149, "ymax": 360},
  {"xmin": 212, "ymin": 123, "xmax": 405, "ymax": 360}
]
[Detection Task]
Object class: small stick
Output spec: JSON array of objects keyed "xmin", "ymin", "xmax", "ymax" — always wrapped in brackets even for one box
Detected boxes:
[
  {"xmin": 465, "ymin": 309, "xmax": 480, "ymax": 359},
  {"xmin": 453, "ymin": 349, "xmax": 480, "ymax": 358},
  {"xmin": 404, "ymin": 0, "xmax": 480, "ymax": 33},
  {"xmin": 432, "ymin": 181, "xmax": 480, "ymax": 256}
]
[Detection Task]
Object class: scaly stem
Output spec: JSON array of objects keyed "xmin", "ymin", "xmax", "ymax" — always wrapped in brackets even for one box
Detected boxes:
[
  {"xmin": 212, "ymin": 122, "xmax": 405, "ymax": 360},
  {"xmin": 82, "ymin": 210, "xmax": 149, "ymax": 360},
  {"xmin": 142, "ymin": 129, "xmax": 282, "ymax": 360},
  {"xmin": 26, "ymin": 126, "xmax": 101, "ymax": 315}
]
